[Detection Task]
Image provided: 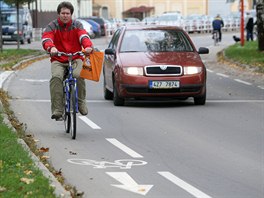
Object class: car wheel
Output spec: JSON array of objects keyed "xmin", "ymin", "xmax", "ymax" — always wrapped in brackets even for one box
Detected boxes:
[
  {"xmin": 194, "ymin": 88, "xmax": 206, "ymax": 105},
  {"xmin": 104, "ymin": 76, "xmax": 113, "ymax": 100},
  {"xmin": 27, "ymin": 38, "xmax": 31, "ymax": 44},
  {"xmin": 113, "ymin": 80, "xmax": 124, "ymax": 106}
]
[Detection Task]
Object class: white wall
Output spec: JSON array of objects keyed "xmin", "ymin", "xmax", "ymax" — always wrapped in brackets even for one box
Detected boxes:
[{"xmin": 31, "ymin": 0, "xmax": 92, "ymax": 18}]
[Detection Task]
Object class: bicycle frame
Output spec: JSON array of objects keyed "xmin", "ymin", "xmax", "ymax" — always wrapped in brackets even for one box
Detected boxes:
[
  {"xmin": 64, "ymin": 54, "xmax": 79, "ymax": 114},
  {"xmin": 56, "ymin": 51, "xmax": 83, "ymax": 139}
]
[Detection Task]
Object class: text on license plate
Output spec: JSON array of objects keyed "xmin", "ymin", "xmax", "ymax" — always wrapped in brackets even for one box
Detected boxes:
[{"xmin": 149, "ymin": 80, "xmax": 180, "ymax": 89}]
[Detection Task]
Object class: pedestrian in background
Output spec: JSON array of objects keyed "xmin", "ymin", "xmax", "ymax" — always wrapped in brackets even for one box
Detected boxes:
[{"xmin": 245, "ymin": 12, "xmax": 254, "ymax": 41}]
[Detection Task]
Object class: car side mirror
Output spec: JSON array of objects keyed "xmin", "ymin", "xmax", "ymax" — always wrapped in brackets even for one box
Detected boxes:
[
  {"xmin": 24, "ymin": 21, "xmax": 28, "ymax": 26},
  {"xmin": 198, "ymin": 47, "xmax": 209, "ymax": 54},
  {"xmin": 105, "ymin": 48, "xmax": 116, "ymax": 55}
]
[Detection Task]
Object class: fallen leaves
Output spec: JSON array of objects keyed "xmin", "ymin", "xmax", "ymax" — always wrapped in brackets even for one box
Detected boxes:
[
  {"xmin": 0, "ymin": 186, "xmax": 7, "ymax": 192},
  {"xmin": 39, "ymin": 147, "xmax": 49, "ymax": 153},
  {"xmin": 20, "ymin": 177, "xmax": 34, "ymax": 184}
]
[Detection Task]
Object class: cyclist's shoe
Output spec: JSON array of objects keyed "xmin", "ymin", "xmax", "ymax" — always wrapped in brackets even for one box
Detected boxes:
[
  {"xmin": 79, "ymin": 103, "xmax": 88, "ymax": 115},
  {"xmin": 51, "ymin": 111, "xmax": 63, "ymax": 121}
]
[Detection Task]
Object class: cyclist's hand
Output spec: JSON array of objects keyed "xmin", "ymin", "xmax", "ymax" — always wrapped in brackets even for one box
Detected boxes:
[
  {"xmin": 83, "ymin": 47, "xmax": 93, "ymax": 55},
  {"xmin": 50, "ymin": 47, "xmax": 58, "ymax": 56}
]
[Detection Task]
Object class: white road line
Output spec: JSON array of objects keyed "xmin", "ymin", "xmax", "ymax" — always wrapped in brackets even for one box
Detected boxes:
[
  {"xmin": 13, "ymin": 99, "xmax": 264, "ymax": 103},
  {"xmin": 216, "ymin": 73, "xmax": 229, "ymax": 78},
  {"xmin": 19, "ymin": 79, "xmax": 49, "ymax": 82},
  {"xmin": 158, "ymin": 172, "xmax": 212, "ymax": 198},
  {"xmin": 206, "ymin": 69, "xmax": 214, "ymax": 73},
  {"xmin": 12, "ymin": 99, "xmax": 109, "ymax": 103},
  {"xmin": 257, "ymin": 85, "xmax": 264, "ymax": 90},
  {"xmin": 106, "ymin": 138, "xmax": 143, "ymax": 158},
  {"xmin": 79, "ymin": 116, "xmax": 101, "ymax": 129},
  {"xmin": 234, "ymin": 79, "xmax": 252, "ymax": 85}
]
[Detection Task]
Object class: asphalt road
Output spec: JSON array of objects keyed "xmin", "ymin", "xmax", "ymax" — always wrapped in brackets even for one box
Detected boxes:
[{"xmin": 3, "ymin": 33, "xmax": 264, "ymax": 198}]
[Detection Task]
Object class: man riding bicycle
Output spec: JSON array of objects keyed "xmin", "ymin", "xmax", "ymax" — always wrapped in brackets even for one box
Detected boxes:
[
  {"xmin": 42, "ymin": 1, "xmax": 93, "ymax": 120},
  {"xmin": 212, "ymin": 14, "xmax": 224, "ymax": 42}
]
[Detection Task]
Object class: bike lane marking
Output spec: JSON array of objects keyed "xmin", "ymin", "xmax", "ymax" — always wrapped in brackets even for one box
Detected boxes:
[
  {"xmin": 158, "ymin": 172, "xmax": 212, "ymax": 198},
  {"xmin": 79, "ymin": 116, "xmax": 101, "ymax": 129},
  {"xmin": 106, "ymin": 172, "xmax": 153, "ymax": 196},
  {"xmin": 106, "ymin": 138, "xmax": 143, "ymax": 158}
]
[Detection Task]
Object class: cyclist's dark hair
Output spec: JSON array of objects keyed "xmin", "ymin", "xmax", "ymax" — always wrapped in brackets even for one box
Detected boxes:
[{"xmin": 57, "ymin": 1, "xmax": 74, "ymax": 15}]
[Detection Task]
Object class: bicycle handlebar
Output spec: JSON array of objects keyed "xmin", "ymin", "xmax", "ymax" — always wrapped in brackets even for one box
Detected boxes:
[
  {"xmin": 57, "ymin": 51, "xmax": 84, "ymax": 57},
  {"xmin": 47, "ymin": 51, "xmax": 84, "ymax": 57}
]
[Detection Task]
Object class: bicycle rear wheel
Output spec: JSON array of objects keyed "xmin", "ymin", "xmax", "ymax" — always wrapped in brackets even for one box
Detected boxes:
[{"xmin": 69, "ymin": 84, "xmax": 77, "ymax": 139}]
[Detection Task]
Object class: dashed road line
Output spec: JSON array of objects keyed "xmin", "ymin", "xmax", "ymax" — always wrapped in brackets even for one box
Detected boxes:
[
  {"xmin": 79, "ymin": 116, "xmax": 101, "ymax": 129},
  {"xmin": 234, "ymin": 79, "xmax": 252, "ymax": 85},
  {"xmin": 216, "ymin": 73, "xmax": 229, "ymax": 78},
  {"xmin": 106, "ymin": 138, "xmax": 143, "ymax": 158},
  {"xmin": 158, "ymin": 171, "xmax": 212, "ymax": 198}
]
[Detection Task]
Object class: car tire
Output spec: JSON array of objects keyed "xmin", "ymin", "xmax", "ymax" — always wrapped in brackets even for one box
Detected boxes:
[
  {"xmin": 27, "ymin": 38, "xmax": 31, "ymax": 44},
  {"xmin": 113, "ymin": 80, "xmax": 124, "ymax": 106},
  {"xmin": 194, "ymin": 88, "xmax": 206, "ymax": 105},
  {"xmin": 104, "ymin": 76, "xmax": 113, "ymax": 100}
]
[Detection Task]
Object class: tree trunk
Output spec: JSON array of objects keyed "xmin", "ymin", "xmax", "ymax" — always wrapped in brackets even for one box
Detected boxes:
[{"xmin": 256, "ymin": 0, "xmax": 264, "ymax": 51}]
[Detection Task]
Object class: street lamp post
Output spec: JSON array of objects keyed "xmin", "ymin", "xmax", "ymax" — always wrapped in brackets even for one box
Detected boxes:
[{"xmin": 240, "ymin": 0, "xmax": 245, "ymax": 46}]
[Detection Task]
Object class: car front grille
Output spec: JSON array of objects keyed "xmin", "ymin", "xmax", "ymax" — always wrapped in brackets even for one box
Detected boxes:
[{"xmin": 145, "ymin": 65, "xmax": 182, "ymax": 76}]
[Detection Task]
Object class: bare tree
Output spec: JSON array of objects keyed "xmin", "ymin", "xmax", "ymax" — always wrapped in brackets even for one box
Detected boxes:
[{"xmin": 256, "ymin": 0, "xmax": 264, "ymax": 51}]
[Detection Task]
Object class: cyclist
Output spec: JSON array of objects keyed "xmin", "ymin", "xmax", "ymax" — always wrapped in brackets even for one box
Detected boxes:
[
  {"xmin": 42, "ymin": 1, "xmax": 93, "ymax": 120},
  {"xmin": 212, "ymin": 14, "xmax": 224, "ymax": 42}
]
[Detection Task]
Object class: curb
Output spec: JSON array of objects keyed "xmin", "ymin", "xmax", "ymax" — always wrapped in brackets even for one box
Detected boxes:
[
  {"xmin": 0, "ymin": 55, "xmax": 72, "ymax": 197},
  {"xmin": 0, "ymin": 100, "xmax": 71, "ymax": 197}
]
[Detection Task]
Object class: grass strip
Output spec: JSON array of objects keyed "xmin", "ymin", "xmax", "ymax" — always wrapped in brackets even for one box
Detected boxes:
[
  {"xmin": 0, "ymin": 49, "xmax": 45, "ymax": 70},
  {"xmin": 224, "ymin": 41, "xmax": 264, "ymax": 72},
  {"xmin": 0, "ymin": 113, "xmax": 56, "ymax": 197}
]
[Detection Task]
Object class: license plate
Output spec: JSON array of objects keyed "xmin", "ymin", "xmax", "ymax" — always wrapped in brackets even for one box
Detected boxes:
[
  {"xmin": 149, "ymin": 80, "xmax": 180, "ymax": 89},
  {"xmin": 2, "ymin": 35, "xmax": 11, "ymax": 39}
]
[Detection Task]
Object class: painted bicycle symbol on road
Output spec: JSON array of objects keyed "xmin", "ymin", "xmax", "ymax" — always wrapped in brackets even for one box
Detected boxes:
[{"xmin": 67, "ymin": 159, "xmax": 147, "ymax": 169}]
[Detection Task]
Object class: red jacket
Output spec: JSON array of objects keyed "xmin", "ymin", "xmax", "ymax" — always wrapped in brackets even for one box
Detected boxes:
[{"xmin": 42, "ymin": 18, "xmax": 93, "ymax": 63}]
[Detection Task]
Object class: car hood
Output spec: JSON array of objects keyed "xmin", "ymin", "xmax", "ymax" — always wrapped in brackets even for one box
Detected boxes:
[
  {"xmin": 2, "ymin": 25, "xmax": 17, "ymax": 34},
  {"xmin": 119, "ymin": 51, "xmax": 204, "ymax": 67}
]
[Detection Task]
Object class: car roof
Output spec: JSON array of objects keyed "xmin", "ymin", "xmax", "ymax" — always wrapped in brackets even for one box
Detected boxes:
[{"xmin": 122, "ymin": 24, "xmax": 184, "ymax": 31}]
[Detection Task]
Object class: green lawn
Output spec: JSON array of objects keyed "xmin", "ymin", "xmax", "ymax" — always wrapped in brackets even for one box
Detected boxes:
[
  {"xmin": 0, "ymin": 112, "xmax": 56, "ymax": 197},
  {"xmin": 224, "ymin": 41, "xmax": 264, "ymax": 72}
]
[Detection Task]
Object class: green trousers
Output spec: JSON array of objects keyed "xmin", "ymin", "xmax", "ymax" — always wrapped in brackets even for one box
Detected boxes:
[{"xmin": 50, "ymin": 59, "xmax": 86, "ymax": 114}]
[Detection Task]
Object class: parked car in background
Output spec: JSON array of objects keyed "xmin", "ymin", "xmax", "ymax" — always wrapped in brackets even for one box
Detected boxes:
[
  {"xmin": 88, "ymin": 16, "xmax": 107, "ymax": 36},
  {"xmin": 76, "ymin": 18, "xmax": 95, "ymax": 39},
  {"xmin": 142, "ymin": 16, "xmax": 157, "ymax": 25},
  {"xmin": 103, "ymin": 25, "xmax": 209, "ymax": 106},
  {"xmin": 82, "ymin": 18, "xmax": 101, "ymax": 37},
  {"xmin": 123, "ymin": 17, "xmax": 141, "ymax": 25},
  {"xmin": 1, "ymin": 7, "xmax": 33, "ymax": 44},
  {"xmin": 155, "ymin": 12, "xmax": 184, "ymax": 26}
]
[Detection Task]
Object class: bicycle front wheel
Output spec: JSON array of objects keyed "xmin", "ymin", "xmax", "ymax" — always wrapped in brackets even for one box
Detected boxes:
[
  {"xmin": 64, "ymin": 84, "xmax": 71, "ymax": 134},
  {"xmin": 69, "ymin": 84, "xmax": 77, "ymax": 139}
]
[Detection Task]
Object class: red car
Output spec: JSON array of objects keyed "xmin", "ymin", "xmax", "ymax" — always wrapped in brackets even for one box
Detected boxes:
[{"xmin": 103, "ymin": 25, "xmax": 209, "ymax": 106}]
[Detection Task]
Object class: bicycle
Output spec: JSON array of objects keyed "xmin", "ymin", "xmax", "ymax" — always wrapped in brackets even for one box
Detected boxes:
[
  {"xmin": 212, "ymin": 30, "xmax": 219, "ymax": 46},
  {"xmin": 56, "ymin": 51, "xmax": 84, "ymax": 139}
]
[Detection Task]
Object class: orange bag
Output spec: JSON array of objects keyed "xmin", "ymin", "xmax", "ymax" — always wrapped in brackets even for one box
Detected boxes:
[{"xmin": 80, "ymin": 51, "xmax": 104, "ymax": 82}]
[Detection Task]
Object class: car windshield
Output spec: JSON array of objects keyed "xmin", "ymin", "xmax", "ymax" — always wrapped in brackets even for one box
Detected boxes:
[
  {"xmin": 1, "ymin": 12, "xmax": 23, "ymax": 25},
  {"xmin": 120, "ymin": 29, "xmax": 194, "ymax": 53}
]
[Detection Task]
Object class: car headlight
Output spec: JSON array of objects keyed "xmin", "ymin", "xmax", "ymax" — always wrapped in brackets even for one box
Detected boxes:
[
  {"xmin": 184, "ymin": 66, "xmax": 202, "ymax": 75},
  {"xmin": 124, "ymin": 67, "xmax": 143, "ymax": 76}
]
